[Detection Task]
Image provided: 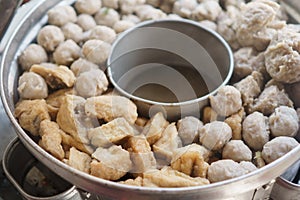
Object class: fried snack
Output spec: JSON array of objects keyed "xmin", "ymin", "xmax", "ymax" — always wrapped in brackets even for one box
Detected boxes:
[
  {"xmin": 171, "ymin": 144, "xmax": 210, "ymax": 178},
  {"xmin": 57, "ymin": 95, "xmax": 96, "ymax": 144},
  {"xmin": 91, "ymin": 145, "xmax": 132, "ymax": 180},
  {"xmin": 30, "ymin": 64, "xmax": 76, "ymax": 89},
  {"xmin": 153, "ymin": 123, "xmax": 182, "ymax": 163},
  {"xmin": 142, "ymin": 112, "xmax": 169, "ymax": 145},
  {"xmin": 224, "ymin": 109, "xmax": 244, "ymax": 140},
  {"xmin": 15, "ymin": 99, "xmax": 51, "ymax": 136},
  {"xmin": 88, "ymin": 117, "xmax": 135, "ymax": 147},
  {"xmin": 143, "ymin": 167, "xmax": 210, "ymax": 187},
  {"xmin": 39, "ymin": 120, "xmax": 65, "ymax": 160},
  {"xmin": 66, "ymin": 147, "xmax": 91, "ymax": 173},
  {"xmin": 85, "ymin": 95, "xmax": 138, "ymax": 124},
  {"xmin": 125, "ymin": 135, "xmax": 156, "ymax": 173}
]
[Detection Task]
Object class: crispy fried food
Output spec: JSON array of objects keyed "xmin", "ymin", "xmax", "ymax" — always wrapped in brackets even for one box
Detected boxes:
[
  {"xmin": 88, "ymin": 118, "xmax": 135, "ymax": 147},
  {"xmin": 143, "ymin": 167, "xmax": 210, "ymax": 187},
  {"xmin": 91, "ymin": 145, "xmax": 132, "ymax": 180},
  {"xmin": 67, "ymin": 147, "xmax": 91, "ymax": 173},
  {"xmin": 85, "ymin": 95, "xmax": 138, "ymax": 124},
  {"xmin": 142, "ymin": 112, "xmax": 169, "ymax": 145},
  {"xmin": 30, "ymin": 64, "xmax": 76, "ymax": 89},
  {"xmin": 39, "ymin": 120, "xmax": 65, "ymax": 160},
  {"xmin": 15, "ymin": 99, "xmax": 51, "ymax": 136},
  {"xmin": 171, "ymin": 144, "xmax": 210, "ymax": 178},
  {"xmin": 57, "ymin": 95, "xmax": 96, "ymax": 144}
]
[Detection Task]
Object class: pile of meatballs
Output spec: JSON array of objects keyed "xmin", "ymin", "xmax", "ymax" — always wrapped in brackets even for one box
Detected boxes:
[{"xmin": 15, "ymin": 0, "xmax": 300, "ymax": 187}]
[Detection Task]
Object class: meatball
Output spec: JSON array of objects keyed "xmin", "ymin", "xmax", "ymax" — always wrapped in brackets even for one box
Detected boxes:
[
  {"xmin": 135, "ymin": 5, "xmax": 167, "ymax": 21},
  {"xmin": 199, "ymin": 121, "xmax": 232, "ymax": 151},
  {"xmin": 207, "ymin": 159, "xmax": 245, "ymax": 183},
  {"xmin": 102, "ymin": 0, "xmax": 119, "ymax": 9},
  {"xmin": 249, "ymin": 85, "xmax": 293, "ymax": 116},
  {"xmin": 222, "ymin": 140, "xmax": 252, "ymax": 162},
  {"xmin": 61, "ymin": 23, "xmax": 83, "ymax": 44},
  {"xmin": 236, "ymin": 1, "xmax": 279, "ymax": 51},
  {"xmin": 177, "ymin": 116, "xmax": 203, "ymax": 146},
  {"xmin": 18, "ymin": 44, "xmax": 48, "ymax": 71},
  {"xmin": 198, "ymin": 20, "xmax": 217, "ymax": 31},
  {"xmin": 18, "ymin": 72, "xmax": 48, "ymax": 100},
  {"xmin": 269, "ymin": 106, "xmax": 299, "ymax": 137},
  {"xmin": 75, "ymin": 69, "xmax": 109, "ymax": 98},
  {"xmin": 172, "ymin": 0, "xmax": 198, "ymax": 18},
  {"xmin": 53, "ymin": 40, "xmax": 81, "ymax": 66},
  {"xmin": 75, "ymin": 0, "xmax": 102, "ymax": 15},
  {"xmin": 89, "ymin": 26, "xmax": 117, "ymax": 44},
  {"xmin": 264, "ymin": 29, "xmax": 300, "ymax": 84},
  {"xmin": 113, "ymin": 20, "xmax": 135, "ymax": 33},
  {"xmin": 209, "ymin": 85, "xmax": 242, "ymax": 117},
  {"xmin": 242, "ymin": 111, "xmax": 270, "ymax": 151},
  {"xmin": 37, "ymin": 25, "xmax": 65, "ymax": 52},
  {"xmin": 47, "ymin": 5, "xmax": 77, "ymax": 27},
  {"xmin": 70, "ymin": 58, "xmax": 99, "ymax": 77},
  {"xmin": 82, "ymin": 39, "xmax": 112, "ymax": 65},
  {"xmin": 119, "ymin": 0, "xmax": 146, "ymax": 15},
  {"xmin": 191, "ymin": 1, "xmax": 222, "ymax": 21},
  {"xmin": 77, "ymin": 14, "xmax": 97, "ymax": 31},
  {"xmin": 94, "ymin": 8, "xmax": 120, "ymax": 28},
  {"xmin": 122, "ymin": 14, "xmax": 141, "ymax": 24},
  {"xmin": 262, "ymin": 136, "xmax": 299, "ymax": 164}
]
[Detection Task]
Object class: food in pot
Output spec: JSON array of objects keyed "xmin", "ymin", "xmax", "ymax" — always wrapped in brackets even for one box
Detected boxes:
[{"xmin": 14, "ymin": 0, "xmax": 300, "ymax": 188}]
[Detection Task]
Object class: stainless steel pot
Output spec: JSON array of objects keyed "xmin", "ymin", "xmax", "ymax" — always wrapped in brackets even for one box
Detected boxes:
[{"xmin": 1, "ymin": 0, "xmax": 300, "ymax": 199}]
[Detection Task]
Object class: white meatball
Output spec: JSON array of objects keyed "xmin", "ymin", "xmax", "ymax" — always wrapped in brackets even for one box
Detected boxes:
[
  {"xmin": 269, "ymin": 106, "xmax": 299, "ymax": 137},
  {"xmin": 119, "ymin": 0, "xmax": 146, "ymax": 15},
  {"xmin": 102, "ymin": 0, "xmax": 119, "ymax": 9},
  {"xmin": 53, "ymin": 40, "xmax": 81, "ymax": 66},
  {"xmin": 191, "ymin": 1, "xmax": 222, "ymax": 21},
  {"xmin": 239, "ymin": 161, "xmax": 257, "ymax": 174},
  {"xmin": 18, "ymin": 72, "xmax": 48, "ymax": 99},
  {"xmin": 209, "ymin": 85, "xmax": 242, "ymax": 117},
  {"xmin": 89, "ymin": 26, "xmax": 117, "ymax": 44},
  {"xmin": 242, "ymin": 112, "xmax": 270, "ymax": 151},
  {"xmin": 82, "ymin": 39, "xmax": 112, "ymax": 65},
  {"xmin": 122, "ymin": 14, "xmax": 141, "ymax": 24},
  {"xmin": 177, "ymin": 116, "xmax": 203, "ymax": 146},
  {"xmin": 77, "ymin": 14, "xmax": 97, "ymax": 31},
  {"xmin": 37, "ymin": 25, "xmax": 65, "ymax": 52},
  {"xmin": 61, "ymin": 23, "xmax": 84, "ymax": 44},
  {"xmin": 71, "ymin": 58, "xmax": 99, "ymax": 77},
  {"xmin": 75, "ymin": 69, "xmax": 109, "ymax": 98},
  {"xmin": 262, "ymin": 136, "xmax": 299, "ymax": 164},
  {"xmin": 198, "ymin": 20, "xmax": 217, "ymax": 31},
  {"xmin": 18, "ymin": 44, "xmax": 48, "ymax": 71},
  {"xmin": 199, "ymin": 121, "xmax": 232, "ymax": 151},
  {"xmin": 207, "ymin": 159, "xmax": 245, "ymax": 183},
  {"xmin": 75, "ymin": 0, "xmax": 102, "ymax": 15},
  {"xmin": 47, "ymin": 5, "xmax": 77, "ymax": 27},
  {"xmin": 113, "ymin": 20, "xmax": 135, "ymax": 33},
  {"xmin": 222, "ymin": 140, "xmax": 252, "ymax": 162},
  {"xmin": 135, "ymin": 5, "xmax": 167, "ymax": 21},
  {"xmin": 173, "ymin": 0, "xmax": 198, "ymax": 18},
  {"xmin": 94, "ymin": 8, "xmax": 120, "ymax": 28}
]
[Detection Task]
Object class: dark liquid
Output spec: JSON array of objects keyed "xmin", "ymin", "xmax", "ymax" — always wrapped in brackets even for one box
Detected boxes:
[{"xmin": 131, "ymin": 66, "xmax": 209, "ymax": 103}]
